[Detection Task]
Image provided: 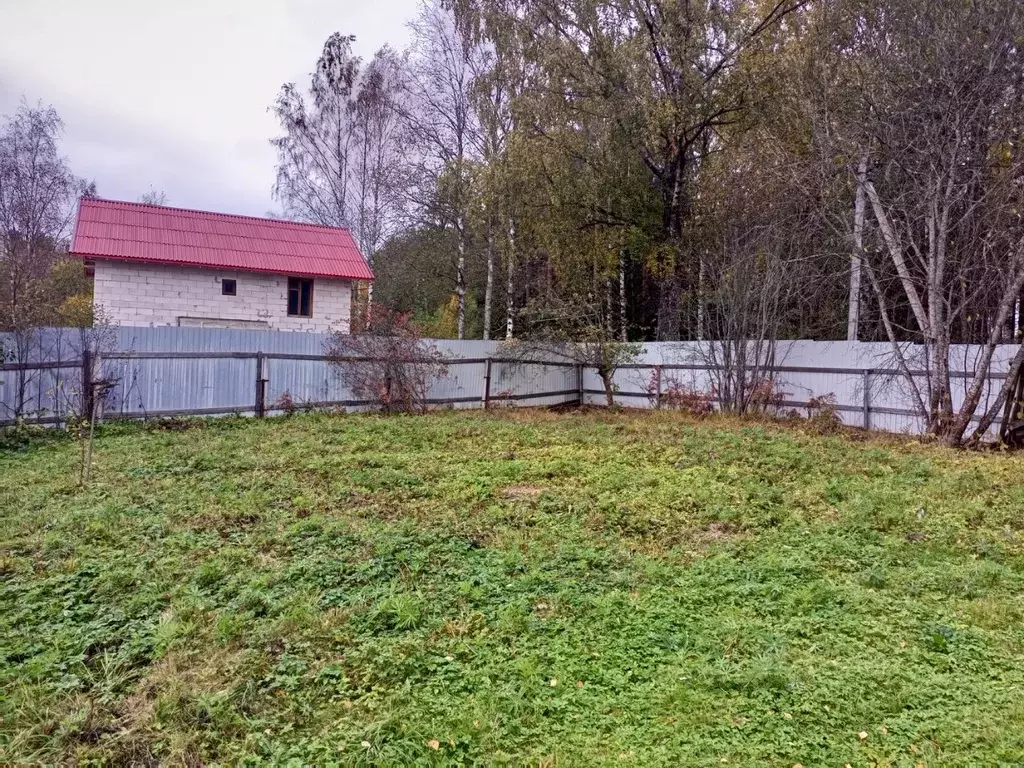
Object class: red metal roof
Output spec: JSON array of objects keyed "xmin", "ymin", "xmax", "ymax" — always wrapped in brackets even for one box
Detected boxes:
[{"xmin": 71, "ymin": 197, "xmax": 373, "ymax": 281}]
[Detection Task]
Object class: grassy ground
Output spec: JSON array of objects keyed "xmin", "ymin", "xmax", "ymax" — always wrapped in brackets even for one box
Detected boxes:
[{"xmin": 1, "ymin": 410, "xmax": 1023, "ymax": 766}]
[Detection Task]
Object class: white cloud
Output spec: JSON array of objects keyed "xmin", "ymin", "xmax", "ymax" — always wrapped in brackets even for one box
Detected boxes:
[{"xmin": 0, "ymin": 0, "xmax": 418, "ymax": 216}]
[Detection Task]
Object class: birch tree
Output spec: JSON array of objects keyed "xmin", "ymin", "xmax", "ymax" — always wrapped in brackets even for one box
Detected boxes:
[
  {"xmin": 813, "ymin": 0, "xmax": 1024, "ymax": 445},
  {"xmin": 403, "ymin": 0, "xmax": 482, "ymax": 339},
  {"xmin": 272, "ymin": 33, "xmax": 362, "ymax": 229},
  {"xmin": 272, "ymin": 34, "xmax": 409, "ymax": 322},
  {"xmin": 352, "ymin": 46, "xmax": 407, "ymax": 307}
]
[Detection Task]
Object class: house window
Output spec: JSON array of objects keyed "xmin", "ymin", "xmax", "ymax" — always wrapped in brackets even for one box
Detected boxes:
[
  {"xmin": 222, "ymin": 279, "xmax": 237, "ymax": 296},
  {"xmin": 287, "ymin": 277, "xmax": 313, "ymax": 317}
]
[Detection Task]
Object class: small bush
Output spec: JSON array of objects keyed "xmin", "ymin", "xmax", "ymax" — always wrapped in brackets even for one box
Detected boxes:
[
  {"xmin": 660, "ymin": 382, "xmax": 714, "ymax": 416},
  {"xmin": 273, "ymin": 390, "xmax": 298, "ymax": 417},
  {"xmin": 325, "ymin": 306, "xmax": 448, "ymax": 414},
  {"xmin": 805, "ymin": 393, "xmax": 843, "ymax": 434},
  {"xmin": 746, "ymin": 378, "xmax": 788, "ymax": 414}
]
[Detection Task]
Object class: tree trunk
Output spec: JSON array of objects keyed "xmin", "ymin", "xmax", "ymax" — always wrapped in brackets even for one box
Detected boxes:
[
  {"xmin": 455, "ymin": 216, "xmax": 466, "ymax": 340},
  {"xmin": 696, "ymin": 256, "xmax": 706, "ymax": 342},
  {"xmin": 366, "ymin": 280, "xmax": 374, "ymax": 329},
  {"xmin": 970, "ymin": 342, "xmax": 1024, "ymax": 444},
  {"xmin": 505, "ymin": 218, "xmax": 516, "ymax": 340},
  {"xmin": 619, "ymin": 248, "xmax": 628, "ymax": 342},
  {"xmin": 944, "ymin": 249, "xmax": 1024, "ymax": 444},
  {"xmin": 601, "ymin": 369, "xmax": 615, "ymax": 407},
  {"xmin": 604, "ymin": 278, "xmax": 614, "ymax": 336},
  {"xmin": 656, "ymin": 269, "xmax": 681, "ymax": 341},
  {"xmin": 848, "ymin": 153, "xmax": 868, "ymax": 341},
  {"xmin": 864, "ymin": 180, "xmax": 929, "ymax": 335},
  {"xmin": 483, "ymin": 218, "xmax": 494, "ymax": 341}
]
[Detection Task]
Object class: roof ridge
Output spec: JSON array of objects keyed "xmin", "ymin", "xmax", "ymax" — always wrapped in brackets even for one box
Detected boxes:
[
  {"xmin": 74, "ymin": 238, "xmax": 360, "ymax": 260},
  {"xmin": 80, "ymin": 196, "xmax": 354, "ymax": 233}
]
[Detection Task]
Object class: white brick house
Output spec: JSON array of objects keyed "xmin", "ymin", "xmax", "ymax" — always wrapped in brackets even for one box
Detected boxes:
[{"xmin": 71, "ymin": 198, "xmax": 373, "ymax": 332}]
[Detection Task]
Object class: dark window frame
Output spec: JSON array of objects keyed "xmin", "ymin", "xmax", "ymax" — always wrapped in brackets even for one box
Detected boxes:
[
  {"xmin": 221, "ymin": 278, "xmax": 237, "ymax": 296},
  {"xmin": 287, "ymin": 277, "xmax": 314, "ymax": 317}
]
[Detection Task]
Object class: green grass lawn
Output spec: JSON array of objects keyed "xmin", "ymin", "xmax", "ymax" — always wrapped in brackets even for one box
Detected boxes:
[{"xmin": 2, "ymin": 410, "xmax": 1024, "ymax": 766}]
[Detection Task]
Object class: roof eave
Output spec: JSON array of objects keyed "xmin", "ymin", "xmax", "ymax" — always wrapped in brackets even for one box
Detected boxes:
[{"xmin": 74, "ymin": 252, "xmax": 375, "ymax": 282}]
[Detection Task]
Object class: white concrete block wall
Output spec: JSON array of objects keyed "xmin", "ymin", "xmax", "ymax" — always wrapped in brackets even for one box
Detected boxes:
[{"xmin": 93, "ymin": 259, "xmax": 352, "ymax": 333}]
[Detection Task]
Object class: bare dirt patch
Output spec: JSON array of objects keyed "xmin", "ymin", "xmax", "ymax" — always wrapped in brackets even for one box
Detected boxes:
[{"xmin": 499, "ymin": 484, "xmax": 546, "ymax": 500}]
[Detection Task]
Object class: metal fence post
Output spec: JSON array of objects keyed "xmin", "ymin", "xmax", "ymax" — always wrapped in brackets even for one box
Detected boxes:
[
  {"xmin": 482, "ymin": 358, "xmax": 492, "ymax": 410},
  {"xmin": 862, "ymin": 369, "xmax": 871, "ymax": 430},
  {"xmin": 255, "ymin": 352, "xmax": 266, "ymax": 417},
  {"xmin": 81, "ymin": 349, "xmax": 93, "ymax": 423}
]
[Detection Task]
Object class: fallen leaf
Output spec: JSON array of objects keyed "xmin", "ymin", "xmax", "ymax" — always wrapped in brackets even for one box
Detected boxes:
[
  {"xmin": 427, "ymin": 740, "xmax": 440, "ymax": 750},
  {"xmin": 880, "ymin": 726, "xmax": 888, "ymax": 735},
  {"xmin": 783, "ymin": 712, "xmax": 793, "ymax": 720},
  {"xmin": 858, "ymin": 731, "xmax": 868, "ymax": 740},
  {"xmin": 549, "ymin": 678, "xmax": 558, "ymax": 687},
  {"xmin": 576, "ymin": 680, "xmax": 584, "ymax": 688},
  {"xmin": 361, "ymin": 741, "xmax": 371, "ymax": 748}
]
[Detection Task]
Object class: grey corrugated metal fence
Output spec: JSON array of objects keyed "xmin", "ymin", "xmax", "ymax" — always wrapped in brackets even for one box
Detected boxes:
[{"xmin": 1, "ymin": 328, "xmax": 1019, "ymax": 435}]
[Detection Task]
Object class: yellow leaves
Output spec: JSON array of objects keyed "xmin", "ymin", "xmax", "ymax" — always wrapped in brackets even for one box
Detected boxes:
[
  {"xmin": 858, "ymin": 731, "xmax": 868, "ymax": 740},
  {"xmin": 549, "ymin": 677, "xmax": 558, "ymax": 687},
  {"xmin": 427, "ymin": 739, "xmax": 440, "ymax": 750},
  {"xmin": 57, "ymin": 293, "xmax": 94, "ymax": 327}
]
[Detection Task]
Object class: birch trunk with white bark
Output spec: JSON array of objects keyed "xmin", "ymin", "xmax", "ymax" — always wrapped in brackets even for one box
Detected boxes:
[
  {"xmin": 618, "ymin": 248, "xmax": 628, "ymax": 342},
  {"xmin": 505, "ymin": 218, "xmax": 516, "ymax": 340},
  {"xmin": 483, "ymin": 218, "xmax": 494, "ymax": 340},
  {"xmin": 455, "ymin": 217, "xmax": 466, "ymax": 340},
  {"xmin": 847, "ymin": 153, "xmax": 867, "ymax": 341}
]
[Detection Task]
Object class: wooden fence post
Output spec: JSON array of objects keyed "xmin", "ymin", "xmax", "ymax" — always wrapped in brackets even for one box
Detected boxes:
[
  {"xmin": 862, "ymin": 369, "xmax": 871, "ymax": 430},
  {"xmin": 482, "ymin": 358, "xmax": 492, "ymax": 410},
  {"xmin": 81, "ymin": 349, "xmax": 94, "ymax": 423},
  {"xmin": 576, "ymin": 363, "xmax": 584, "ymax": 406},
  {"xmin": 654, "ymin": 365, "xmax": 663, "ymax": 409},
  {"xmin": 255, "ymin": 352, "xmax": 266, "ymax": 417}
]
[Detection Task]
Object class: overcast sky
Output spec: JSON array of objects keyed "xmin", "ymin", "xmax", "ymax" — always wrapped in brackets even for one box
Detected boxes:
[{"xmin": 0, "ymin": 0, "xmax": 419, "ymax": 217}]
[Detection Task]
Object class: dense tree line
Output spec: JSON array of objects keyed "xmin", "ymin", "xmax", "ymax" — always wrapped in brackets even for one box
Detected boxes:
[{"xmin": 273, "ymin": 0, "xmax": 1024, "ymax": 444}]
